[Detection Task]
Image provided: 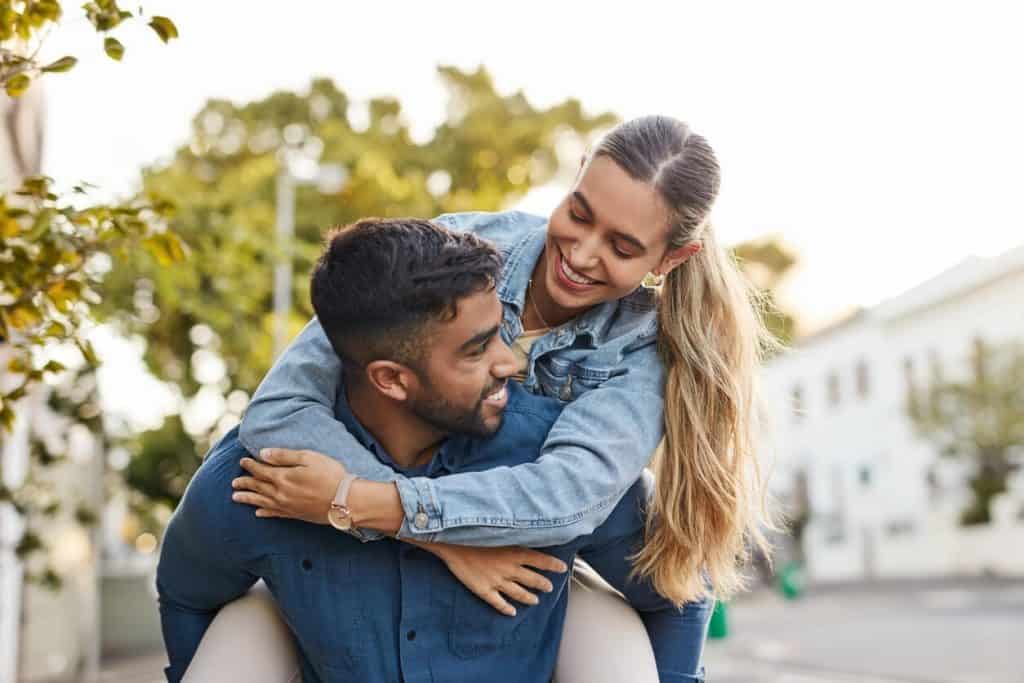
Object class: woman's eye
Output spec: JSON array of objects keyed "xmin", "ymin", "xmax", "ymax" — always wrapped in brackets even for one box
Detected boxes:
[
  {"xmin": 568, "ymin": 209, "xmax": 586, "ymax": 223},
  {"xmin": 613, "ymin": 243, "xmax": 635, "ymax": 258}
]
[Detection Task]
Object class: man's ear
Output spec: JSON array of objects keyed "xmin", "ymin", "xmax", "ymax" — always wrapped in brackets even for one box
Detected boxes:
[
  {"xmin": 365, "ymin": 360, "xmax": 417, "ymax": 402},
  {"xmin": 656, "ymin": 241, "xmax": 703, "ymax": 277}
]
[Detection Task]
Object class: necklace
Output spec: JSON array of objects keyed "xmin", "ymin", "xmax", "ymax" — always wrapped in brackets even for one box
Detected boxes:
[{"xmin": 525, "ymin": 279, "xmax": 551, "ymax": 330}]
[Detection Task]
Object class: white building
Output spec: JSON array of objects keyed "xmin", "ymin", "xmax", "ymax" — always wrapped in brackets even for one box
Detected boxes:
[{"xmin": 763, "ymin": 244, "xmax": 1024, "ymax": 583}]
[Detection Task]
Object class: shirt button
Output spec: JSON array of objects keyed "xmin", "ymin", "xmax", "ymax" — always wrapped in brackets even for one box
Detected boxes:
[
  {"xmin": 406, "ymin": 629, "xmax": 417, "ymax": 641},
  {"xmin": 414, "ymin": 512, "xmax": 429, "ymax": 529}
]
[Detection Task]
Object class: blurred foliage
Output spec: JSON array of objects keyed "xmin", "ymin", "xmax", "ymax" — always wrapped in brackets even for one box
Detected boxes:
[
  {"xmin": 1, "ymin": 1, "xmax": 180, "ymax": 427},
  {"xmin": 908, "ymin": 340, "xmax": 1024, "ymax": 525},
  {"xmin": 0, "ymin": 1, "xmax": 177, "ymax": 586},
  {"xmin": 733, "ymin": 236, "xmax": 798, "ymax": 347},
  {"xmin": 0, "ymin": 179, "xmax": 182, "ymax": 429},
  {"xmin": 0, "ymin": 0, "xmax": 177, "ymax": 94}
]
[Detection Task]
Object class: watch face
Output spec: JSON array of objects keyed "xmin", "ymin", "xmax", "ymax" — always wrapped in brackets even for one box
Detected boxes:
[{"xmin": 328, "ymin": 506, "xmax": 352, "ymax": 531}]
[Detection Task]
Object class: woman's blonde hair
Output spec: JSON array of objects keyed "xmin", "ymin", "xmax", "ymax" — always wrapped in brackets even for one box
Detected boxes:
[{"xmin": 594, "ymin": 116, "xmax": 779, "ymax": 605}]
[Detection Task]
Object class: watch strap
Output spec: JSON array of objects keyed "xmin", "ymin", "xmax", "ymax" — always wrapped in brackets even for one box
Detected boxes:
[{"xmin": 332, "ymin": 472, "xmax": 358, "ymax": 508}]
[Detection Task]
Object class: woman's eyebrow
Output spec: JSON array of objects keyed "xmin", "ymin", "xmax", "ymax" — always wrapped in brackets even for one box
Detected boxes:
[{"xmin": 573, "ymin": 191, "xmax": 648, "ymax": 253}]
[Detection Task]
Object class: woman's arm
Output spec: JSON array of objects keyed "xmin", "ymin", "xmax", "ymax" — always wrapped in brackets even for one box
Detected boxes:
[
  {"xmin": 240, "ymin": 319, "xmax": 664, "ymax": 548},
  {"xmin": 390, "ymin": 341, "xmax": 665, "ymax": 547},
  {"xmin": 239, "ymin": 318, "xmax": 402, "ymax": 485}
]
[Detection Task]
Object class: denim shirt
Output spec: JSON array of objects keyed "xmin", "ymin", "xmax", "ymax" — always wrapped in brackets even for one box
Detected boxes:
[
  {"xmin": 239, "ymin": 210, "xmax": 666, "ymax": 546},
  {"xmin": 159, "ymin": 384, "xmax": 709, "ymax": 683}
]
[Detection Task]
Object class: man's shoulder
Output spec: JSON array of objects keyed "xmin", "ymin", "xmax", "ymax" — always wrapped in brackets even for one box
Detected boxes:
[
  {"xmin": 456, "ymin": 383, "xmax": 562, "ymax": 469},
  {"xmin": 502, "ymin": 381, "xmax": 563, "ymax": 432}
]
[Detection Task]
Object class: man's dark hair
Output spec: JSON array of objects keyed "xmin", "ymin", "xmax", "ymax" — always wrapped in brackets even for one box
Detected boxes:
[{"xmin": 310, "ymin": 218, "xmax": 502, "ymax": 380}]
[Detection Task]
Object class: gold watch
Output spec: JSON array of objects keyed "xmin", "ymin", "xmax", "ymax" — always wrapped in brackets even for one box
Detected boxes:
[{"xmin": 327, "ymin": 472, "xmax": 364, "ymax": 538}]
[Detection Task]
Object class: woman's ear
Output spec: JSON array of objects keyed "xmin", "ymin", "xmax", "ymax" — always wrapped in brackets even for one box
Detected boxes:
[
  {"xmin": 656, "ymin": 241, "xmax": 703, "ymax": 277},
  {"xmin": 365, "ymin": 360, "xmax": 415, "ymax": 402}
]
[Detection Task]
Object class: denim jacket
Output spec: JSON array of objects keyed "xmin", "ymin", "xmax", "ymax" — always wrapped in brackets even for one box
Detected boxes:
[{"xmin": 239, "ymin": 210, "xmax": 666, "ymax": 546}]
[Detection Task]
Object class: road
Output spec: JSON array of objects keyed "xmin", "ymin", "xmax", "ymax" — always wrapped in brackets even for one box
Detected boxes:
[{"xmin": 702, "ymin": 578, "xmax": 1023, "ymax": 683}]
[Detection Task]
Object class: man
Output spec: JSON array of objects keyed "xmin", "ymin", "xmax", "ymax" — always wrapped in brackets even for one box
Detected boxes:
[{"xmin": 157, "ymin": 218, "xmax": 704, "ymax": 682}]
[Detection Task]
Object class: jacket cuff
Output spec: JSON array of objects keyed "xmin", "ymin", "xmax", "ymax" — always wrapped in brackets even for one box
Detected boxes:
[{"xmin": 394, "ymin": 476, "xmax": 442, "ymax": 542}]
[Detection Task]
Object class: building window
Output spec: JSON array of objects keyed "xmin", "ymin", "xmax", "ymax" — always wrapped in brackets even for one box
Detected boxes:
[
  {"xmin": 927, "ymin": 349, "xmax": 943, "ymax": 385},
  {"xmin": 826, "ymin": 371, "xmax": 840, "ymax": 409},
  {"xmin": 791, "ymin": 384, "xmax": 805, "ymax": 423},
  {"xmin": 971, "ymin": 336, "xmax": 987, "ymax": 383},
  {"xmin": 903, "ymin": 356, "xmax": 916, "ymax": 393},
  {"xmin": 855, "ymin": 359, "xmax": 870, "ymax": 399}
]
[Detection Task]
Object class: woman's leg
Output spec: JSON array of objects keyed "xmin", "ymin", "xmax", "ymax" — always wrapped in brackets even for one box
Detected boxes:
[
  {"xmin": 182, "ymin": 581, "xmax": 301, "ymax": 683},
  {"xmin": 553, "ymin": 561, "xmax": 660, "ymax": 683}
]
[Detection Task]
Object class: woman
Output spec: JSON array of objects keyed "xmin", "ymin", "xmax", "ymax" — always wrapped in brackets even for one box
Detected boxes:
[{"xmin": 233, "ymin": 115, "xmax": 776, "ymax": 680}]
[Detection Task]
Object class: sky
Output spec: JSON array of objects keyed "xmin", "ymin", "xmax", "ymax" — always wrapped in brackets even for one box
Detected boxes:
[{"xmin": 38, "ymin": 0, "xmax": 1024, "ymax": 332}]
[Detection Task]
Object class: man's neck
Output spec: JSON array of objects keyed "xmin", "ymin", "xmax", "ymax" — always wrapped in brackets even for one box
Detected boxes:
[{"xmin": 345, "ymin": 382, "xmax": 447, "ymax": 470}]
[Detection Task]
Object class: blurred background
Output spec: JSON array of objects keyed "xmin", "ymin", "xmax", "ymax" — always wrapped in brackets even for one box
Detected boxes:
[{"xmin": 0, "ymin": 1, "xmax": 1021, "ymax": 681}]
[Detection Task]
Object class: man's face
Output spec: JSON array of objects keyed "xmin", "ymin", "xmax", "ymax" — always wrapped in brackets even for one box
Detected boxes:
[{"xmin": 406, "ymin": 287, "xmax": 518, "ymax": 438}]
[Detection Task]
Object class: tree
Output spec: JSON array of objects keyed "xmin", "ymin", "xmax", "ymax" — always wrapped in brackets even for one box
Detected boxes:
[
  {"xmin": 0, "ymin": 2, "xmax": 181, "ymax": 427},
  {"xmin": 0, "ymin": 0, "xmax": 179, "ymax": 583},
  {"xmin": 908, "ymin": 340, "xmax": 1024, "ymax": 525},
  {"xmin": 100, "ymin": 67, "xmax": 616, "ymax": 506},
  {"xmin": 733, "ymin": 235, "xmax": 798, "ymax": 346}
]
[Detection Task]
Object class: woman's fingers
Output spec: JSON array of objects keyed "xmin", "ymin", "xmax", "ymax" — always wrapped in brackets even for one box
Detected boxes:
[
  {"xmin": 232, "ymin": 491, "xmax": 276, "ymax": 509},
  {"xmin": 518, "ymin": 550, "xmax": 568, "ymax": 574},
  {"xmin": 483, "ymin": 589, "xmax": 517, "ymax": 617},
  {"xmin": 511, "ymin": 566, "xmax": 554, "ymax": 594},
  {"xmin": 499, "ymin": 580, "xmax": 540, "ymax": 606},
  {"xmin": 258, "ymin": 448, "xmax": 305, "ymax": 466},
  {"xmin": 239, "ymin": 457, "xmax": 278, "ymax": 481},
  {"xmin": 231, "ymin": 476, "xmax": 276, "ymax": 498}
]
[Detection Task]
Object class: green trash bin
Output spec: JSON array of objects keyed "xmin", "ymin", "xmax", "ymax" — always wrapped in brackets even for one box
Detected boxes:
[
  {"xmin": 778, "ymin": 560, "xmax": 806, "ymax": 600},
  {"xmin": 708, "ymin": 600, "xmax": 728, "ymax": 639}
]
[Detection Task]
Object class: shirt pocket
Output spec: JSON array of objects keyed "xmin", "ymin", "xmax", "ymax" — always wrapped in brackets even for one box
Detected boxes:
[
  {"xmin": 448, "ymin": 583, "xmax": 550, "ymax": 659},
  {"xmin": 532, "ymin": 356, "xmax": 612, "ymax": 402},
  {"xmin": 265, "ymin": 549, "xmax": 367, "ymax": 674}
]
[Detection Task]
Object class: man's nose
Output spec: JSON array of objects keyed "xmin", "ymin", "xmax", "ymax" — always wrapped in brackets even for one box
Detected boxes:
[{"xmin": 491, "ymin": 339, "xmax": 519, "ymax": 379}]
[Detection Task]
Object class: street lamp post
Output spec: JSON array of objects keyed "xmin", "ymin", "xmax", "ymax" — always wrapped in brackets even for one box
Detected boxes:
[{"xmin": 272, "ymin": 160, "xmax": 346, "ymax": 358}]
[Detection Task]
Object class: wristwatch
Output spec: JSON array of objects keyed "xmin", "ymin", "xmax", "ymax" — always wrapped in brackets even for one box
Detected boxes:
[{"xmin": 327, "ymin": 472, "xmax": 365, "ymax": 539}]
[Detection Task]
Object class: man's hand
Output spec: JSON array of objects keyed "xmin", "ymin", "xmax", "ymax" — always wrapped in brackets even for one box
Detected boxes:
[
  {"xmin": 232, "ymin": 448, "xmax": 345, "ymax": 525},
  {"xmin": 414, "ymin": 542, "xmax": 569, "ymax": 617}
]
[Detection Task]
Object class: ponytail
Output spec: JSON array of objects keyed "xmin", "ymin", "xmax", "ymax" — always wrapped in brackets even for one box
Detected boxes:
[{"xmin": 631, "ymin": 225, "xmax": 780, "ymax": 604}]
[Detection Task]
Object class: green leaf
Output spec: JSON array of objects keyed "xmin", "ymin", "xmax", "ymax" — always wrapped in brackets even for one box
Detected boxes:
[
  {"xmin": 76, "ymin": 339, "xmax": 100, "ymax": 367},
  {"xmin": 75, "ymin": 505, "xmax": 99, "ymax": 526},
  {"xmin": 42, "ymin": 360, "xmax": 66, "ymax": 374},
  {"xmin": 5, "ymin": 74, "xmax": 31, "ymax": 97},
  {"xmin": 41, "ymin": 56, "xmax": 78, "ymax": 73},
  {"xmin": 148, "ymin": 16, "xmax": 178, "ymax": 43},
  {"xmin": 104, "ymin": 37, "xmax": 125, "ymax": 62},
  {"xmin": 16, "ymin": 531, "xmax": 42, "ymax": 557}
]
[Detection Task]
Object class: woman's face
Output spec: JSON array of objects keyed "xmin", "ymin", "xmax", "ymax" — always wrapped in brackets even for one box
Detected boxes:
[{"xmin": 540, "ymin": 155, "xmax": 690, "ymax": 316}]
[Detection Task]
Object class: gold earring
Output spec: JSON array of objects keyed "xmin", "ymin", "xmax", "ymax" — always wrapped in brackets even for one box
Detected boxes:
[{"xmin": 642, "ymin": 271, "xmax": 664, "ymax": 289}]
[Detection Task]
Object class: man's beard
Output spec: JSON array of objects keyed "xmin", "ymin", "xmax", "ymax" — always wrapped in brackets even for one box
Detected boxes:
[{"xmin": 407, "ymin": 375, "xmax": 504, "ymax": 439}]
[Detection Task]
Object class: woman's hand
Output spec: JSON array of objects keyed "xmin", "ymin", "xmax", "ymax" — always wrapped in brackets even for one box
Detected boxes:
[
  {"xmin": 413, "ymin": 542, "xmax": 569, "ymax": 616},
  {"xmin": 232, "ymin": 448, "xmax": 345, "ymax": 525}
]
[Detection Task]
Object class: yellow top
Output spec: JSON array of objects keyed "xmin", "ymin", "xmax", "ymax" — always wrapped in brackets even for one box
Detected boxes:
[{"xmin": 511, "ymin": 328, "xmax": 550, "ymax": 382}]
